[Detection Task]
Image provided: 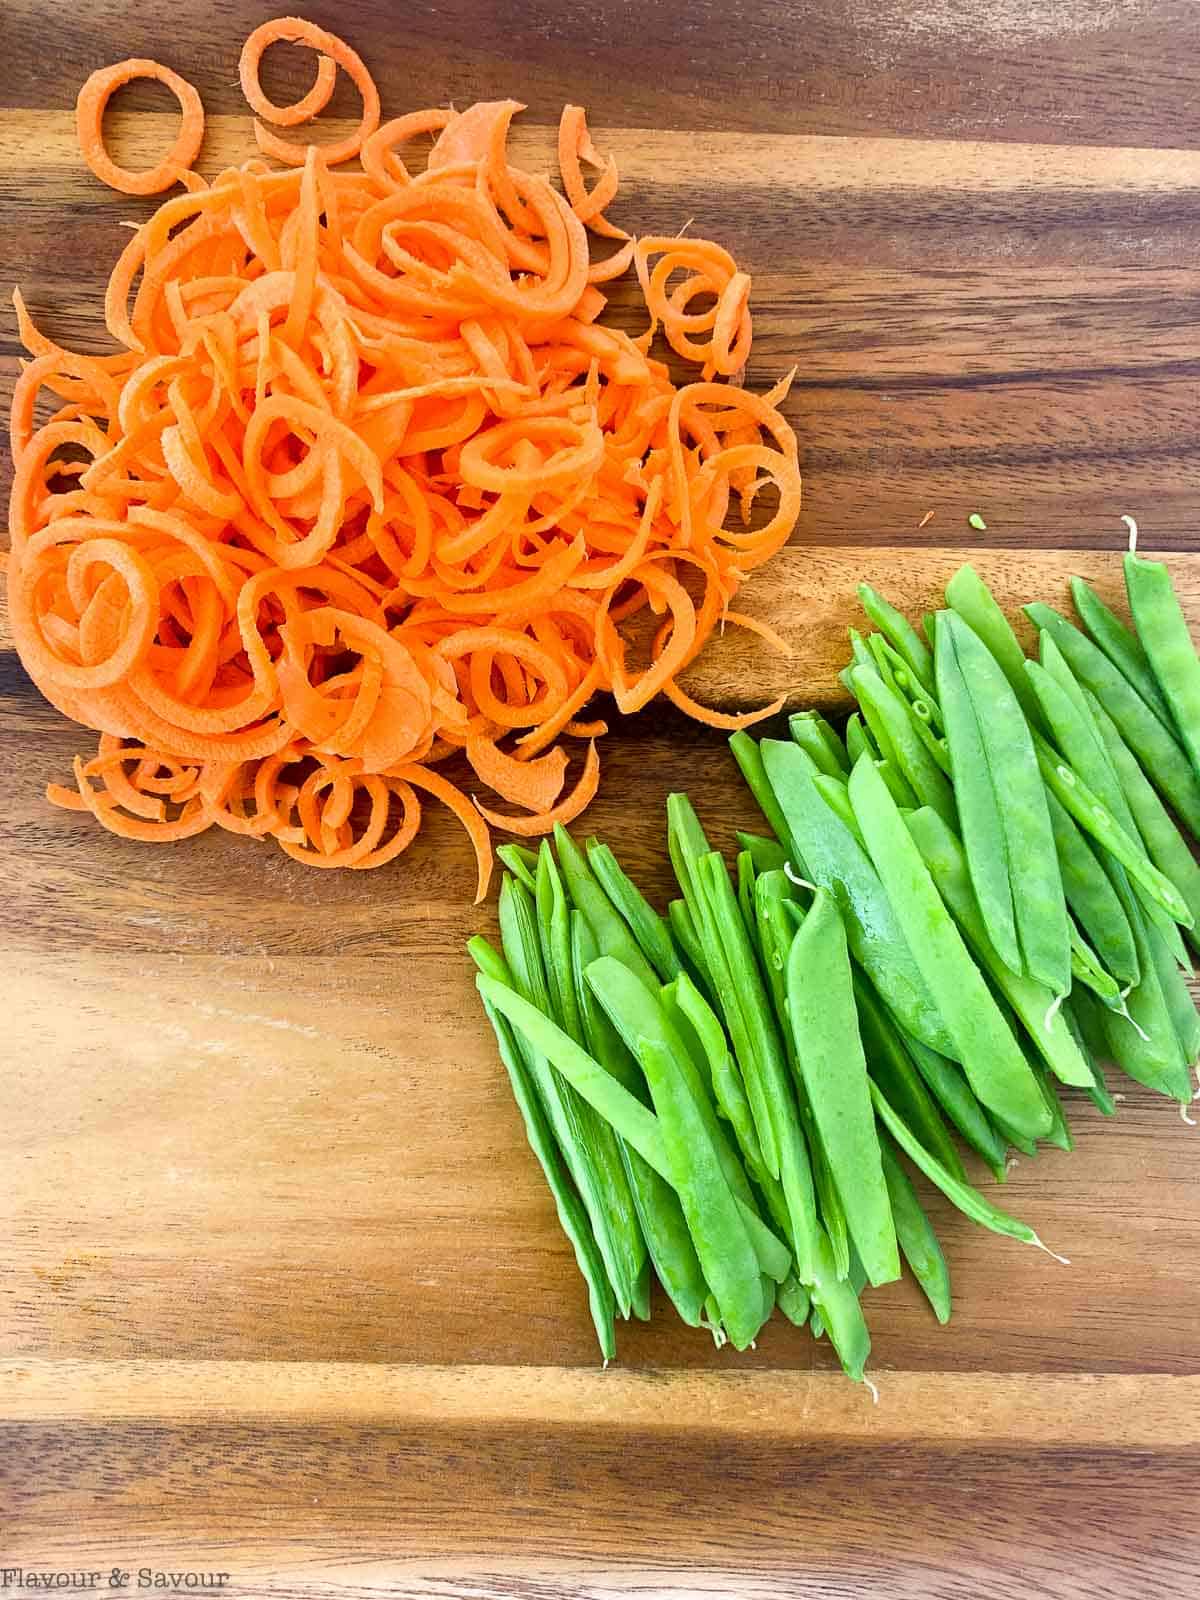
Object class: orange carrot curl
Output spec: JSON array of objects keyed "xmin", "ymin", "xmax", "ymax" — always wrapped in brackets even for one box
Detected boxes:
[{"xmin": 6, "ymin": 21, "xmax": 800, "ymax": 896}]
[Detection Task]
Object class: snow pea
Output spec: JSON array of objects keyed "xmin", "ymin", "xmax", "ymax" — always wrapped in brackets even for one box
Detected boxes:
[
  {"xmin": 879, "ymin": 1138, "xmax": 951, "ymax": 1324},
  {"xmin": 586, "ymin": 839, "xmax": 684, "ymax": 983},
  {"xmin": 1070, "ymin": 574, "xmax": 1172, "ymax": 725},
  {"xmin": 1124, "ymin": 547, "xmax": 1200, "ymax": 783}
]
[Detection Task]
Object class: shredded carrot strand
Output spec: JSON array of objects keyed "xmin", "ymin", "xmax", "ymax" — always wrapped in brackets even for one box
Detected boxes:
[{"xmin": 7, "ymin": 24, "xmax": 801, "ymax": 892}]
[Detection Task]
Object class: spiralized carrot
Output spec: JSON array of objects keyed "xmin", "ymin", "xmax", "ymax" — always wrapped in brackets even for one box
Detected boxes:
[
  {"xmin": 76, "ymin": 58, "xmax": 205, "ymax": 197},
  {"xmin": 6, "ymin": 21, "xmax": 801, "ymax": 897}
]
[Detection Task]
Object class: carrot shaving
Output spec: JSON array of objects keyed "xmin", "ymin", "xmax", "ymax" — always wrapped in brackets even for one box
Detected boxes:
[
  {"xmin": 76, "ymin": 58, "xmax": 205, "ymax": 197},
  {"xmin": 7, "ymin": 22, "xmax": 801, "ymax": 894}
]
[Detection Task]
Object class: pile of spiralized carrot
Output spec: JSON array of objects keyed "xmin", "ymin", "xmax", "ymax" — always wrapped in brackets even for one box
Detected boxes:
[{"xmin": 5, "ymin": 17, "xmax": 801, "ymax": 896}]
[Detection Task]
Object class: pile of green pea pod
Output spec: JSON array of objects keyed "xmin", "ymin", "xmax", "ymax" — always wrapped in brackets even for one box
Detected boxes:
[{"xmin": 468, "ymin": 540, "xmax": 1200, "ymax": 1386}]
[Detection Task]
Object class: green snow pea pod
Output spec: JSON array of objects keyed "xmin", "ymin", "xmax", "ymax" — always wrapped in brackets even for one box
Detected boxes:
[
  {"xmin": 1024, "ymin": 601, "xmax": 1200, "ymax": 835},
  {"xmin": 776, "ymin": 1270, "xmax": 812, "ymax": 1327},
  {"xmin": 586, "ymin": 839, "xmax": 684, "ymax": 983},
  {"xmin": 901, "ymin": 1032, "xmax": 1008, "ymax": 1181},
  {"xmin": 761, "ymin": 738, "xmax": 957, "ymax": 1058},
  {"xmin": 737, "ymin": 831, "xmax": 789, "ymax": 874},
  {"xmin": 790, "ymin": 710, "xmax": 850, "ymax": 776},
  {"xmin": 1098, "ymin": 904, "xmax": 1192, "ymax": 1104},
  {"xmin": 847, "ymin": 755, "xmax": 1051, "ymax": 1141},
  {"xmin": 903, "ymin": 806, "xmax": 1092, "ymax": 1088},
  {"xmin": 785, "ymin": 890, "xmax": 900, "ymax": 1287},
  {"xmin": 844, "ymin": 712, "xmax": 877, "ymax": 765},
  {"xmin": 879, "ymin": 1137, "xmax": 951, "ymax": 1324},
  {"xmin": 858, "ymin": 580, "xmax": 935, "ymax": 695},
  {"xmin": 497, "ymin": 842, "xmax": 538, "ymax": 893},
  {"xmin": 849, "ymin": 663, "xmax": 957, "ymax": 829},
  {"xmin": 808, "ymin": 1222, "xmax": 872, "ymax": 1385},
  {"xmin": 469, "ymin": 935, "xmax": 616, "ymax": 1361},
  {"xmin": 945, "ymin": 562, "xmax": 1044, "ymax": 729},
  {"xmin": 673, "ymin": 969, "xmax": 764, "ymax": 1176},
  {"xmin": 1070, "ymin": 575, "xmax": 1172, "ymax": 726},
  {"xmin": 553, "ymin": 824, "xmax": 660, "ymax": 994},
  {"xmin": 729, "ymin": 730, "xmax": 796, "ymax": 859},
  {"xmin": 938, "ymin": 609, "xmax": 1070, "ymax": 993},
  {"xmin": 1044, "ymin": 785, "xmax": 1139, "ymax": 988},
  {"xmin": 1124, "ymin": 547, "xmax": 1200, "ymax": 782}
]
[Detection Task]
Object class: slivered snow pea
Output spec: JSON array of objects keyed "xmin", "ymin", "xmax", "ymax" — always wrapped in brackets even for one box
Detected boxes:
[
  {"xmin": 859, "ymin": 580, "xmax": 935, "ymax": 694},
  {"xmin": 876, "ymin": 756, "xmax": 918, "ymax": 809},
  {"xmin": 812, "ymin": 771, "xmax": 866, "ymax": 840},
  {"xmin": 1124, "ymin": 547, "xmax": 1200, "ymax": 782},
  {"xmin": 669, "ymin": 810, "xmax": 779, "ymax": 1177},
  {"xmin": 586, "ymin": 840, "xmax": 684, "ymax": 983},
  {"xmin": 673, "ymin": 970, "xmax": 764, "ymax": 1175},
  {"xmin": 509, "ymin": 872, "xmax": 641, "ymax": 1316},
  {"xmin": 668, "ymin": 898, "xmax": 714, "ymax": 997},
  {"xmin": 553, "ymin": 824, "xmax": 660, "ymax": 994},
  {"xmin": 849, "ymin": 627, "xmax": 875, "ymax": 672},
  {"xmin": 736, "ymin": 849, "xmax": 758, "ymax": 946},
  {"xmin": 790, "ymin": 713, "xmax": 849, "ymax": 779},
  {"xmin": 1062, "ymin": 993, "xmax": 1117, "ymax": 1117},
  {"xmin": 904, "ymin": 806, "xmax": 1093, "ymax": 1088},
  {"xmin": 699, "ymin": 851, "xmax": 819, "ymax": 1280},
  {"xmin": 737, "ymin": 831, "xmax": 789, "ymax": 874},
  {"xmin": 761, "ymin": 738, "xmax": 957, "ymax": 1057},
  {"xmin": 786, "ymin": 890, "xmax": 900, "ymax": 1287},
  {"xmin": 469, "ymin": 935, "xmax": 616, "ymax": 1360},
  {"xmin": 635, "ymin": 1036, "xmax": 767, "ymax": 1350},
  {"xmin": 879, "ymin": 1138, "xmax": 951, "ymax": 1324},
  {"xmin": 945, "ymin": 562, "xmax": 1045, "ymax": 729},
  {"xmin": 1033, "ymin": 734, "xmax": 1193, "ymax": 930},
  {"xmin": 904, "ymin": 695, "xmax": 953, "ymax": 774},
  {"xmin": 808, "ymin": 1222, "xmax": 872, "ymax": 1384},
  {"xmin": 1099, "ymin": 905, "xmax": 1192, "ymax": 1103},
  {"xmin": 1024, "ymin": 602, "xmax": 1200, "ymax": 835},
  {"xmin": 853, "ymin": 972, "xmax": 967, "ymax": 1183},
  {"xmin": 1086, "ymin": 687, "xmax": 1200, "ymax": 940},
  {"xmin": 755, "ymin": 869, "xmax": 852, "ymax": 1281},
  {"xmin": 902, "ymin": 1032, "xmax": 1008, "ymax": 1181},
  {"xmin": 1044, "ymin": 785, "xmax": 1140, "ymax": 987},
  {"xmin": 845, "ymin": 712, "xmax": 876, "ymax": 764},
  {"xmin": 940, "ymin": 610, "xmax": 1070, "ymax": 993},
  {"xmin": 790, "ymin": 710, "xmax": 850, "ymax": 776},
  {"xmin": 729, "ymin": 730, "xmax": 797, "ymax": 860},
  {"xmin": 585, "ymin": 957, "xmax": 793, "ymax": 1285},
  {"xmin": 497, "ymin": 842, "xmax": 538, "ymax": 892},
  {"xmin": 848, "ymin": 755, "xmax": 1051, "ymax": 1140},
  {"xmin": 1070, "ymin": 575, "xmax": 1173, "ymax": 725},
  {"xmin": 869, "ymin": 1080, "xmax": 1050, "ymax": 1249},
  {"xmin": 571, "ymin": 915, "xmax": 709, "ymax": 1329},
  {"xmin": 850, "ymin": 663, "xmax": 957, "ymax": 829}
]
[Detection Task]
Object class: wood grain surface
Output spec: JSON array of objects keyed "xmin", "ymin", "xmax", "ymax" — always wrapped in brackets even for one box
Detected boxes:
[{"xmin": 3, "ymin": 2, "xmax": 1200, "ymax": 1596}]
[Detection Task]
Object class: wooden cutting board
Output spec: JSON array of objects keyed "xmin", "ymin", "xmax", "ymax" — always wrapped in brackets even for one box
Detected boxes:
[{"xmin": 3, "ymin": 3, "xmax": 1199, "ymax": 1595}]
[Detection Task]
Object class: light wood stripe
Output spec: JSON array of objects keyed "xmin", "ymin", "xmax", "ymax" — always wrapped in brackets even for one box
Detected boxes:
[
  {"xmin": 1, "ymin": 1360, "xmax": 1197, "ymax": 1444},
  {"xmin": 3, "ymin": 111, "xmax": 1200, "ymax": 194}
]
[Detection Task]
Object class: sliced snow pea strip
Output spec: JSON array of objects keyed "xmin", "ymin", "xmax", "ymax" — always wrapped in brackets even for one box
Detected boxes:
[
  {"xmin": 1124, "ymin": 547, "xmax": 1200, "ymax": 782},
  {"xmin": 699, "ymin": 850, "xmax": 819, "ymax": 1281},
  {"xmin": 848, "ymin": 755, "xmax": 1052, "ymax": 1140},
  {"xmin": 737, "ymin": 831, "xmax": 789, "ymax": 874},
  {"xmin": 790, "ymin": 710, "xmax": 850, "ymax": 776},
  {"xmin": 1024, "ymin": 601, "xmax": 1200, "ymax": 835},
  {"xmin": 853, "ymin": 971, "xmax": 967, "ymax": 1183},
  {"xmin": 729, "ymin": 730, "xmax": 796, "ymax": 859},
  {"xmin": 512, "ymin": 870, "xmax": 639, "ymax": 1317},
  {"xmin": 848, "ymin": 627, "xmax": 874, "ymax": 673},
  {"xmin": 901, "ymin": 1031, "xmax": 1008, "ymax": 1181},
  {"xmin": 586, "ymin": 839, "xmax": 684, "ymax": 983},
  {"xmin": 945, "ymin": 562, "xmax": 1045, "ymax": 729},
  {"xmin": 785, "ymin": 890, "xmax": 900, "ymax": 1287},
  {"xmin": 879, "ymin": 1137, "xmax": 951, "ymax": 1324},
  {"xmin": 1070, "ymin": 574, "xmax": 1173, "ymax": 725},
  {"xmin": 585, "ymin": 957, "xmax": 793, "ymax": 1284},
  {"xmin": 808, "ymin": 1221, "xmax": 872, "ymax": 1384},
  {"xmin": 859, "ymin": 580, "xmax": 935, "ymax": 694},
  {"xmin": 1032, "ymin": 733, "xmax": 1193, "ymax": 930},
  {"xmin": 673, "ymin": 970, "xmax": 763, "ymax": 1175},
  {"xmin": 845, "ymin": 711, "xmax": 876, "ymax": 764},
  {"xmin": 1086, "ymin": 687, "xmax": 1200, "ymax": 941},
  {"xmin": 1098, "ymin": 904, "xmax": 1192, "ymax": 1103},
  {"xmin": 497, "ymin": 842, "xmax": 538, "ymax": 892},
  {"xmin": 903, "ymin": 806, "xmax": 1093, "ymax": 1088},
  {"xmin": 553, "ymin": 824, "xmax": 660, "ymax": 994},
  {"xmin": 849, "ymin": 665, "xmax": 919, "ymax": 807},
  {"xmin": 850, "ymin": 663, "xmax": 957, "ymax": 829},
  {"xmin": 942, "ymin": 609, "xmax": 1070, "ymax": 992},
  {"xmin": 761, "ymin": 738, "xmax": 957, "ymax": 1057},
  {"xmin": 869, "ymin": 1081, "xmax": 1050, "ymax": 1250},
  {"xmin": 1044, "ymin": 785, "xmax": 1139, "ymax": 987},
  {"xmin": 469, "ymin": 935, "xmax": 616, "ymax": 1361},
  {"xmin": 755, "ymin": 872, "xmax": 851, "ymax": 1280},
  {"xmin": 668, "ymin": 898, "xmax": 714, "ymax": 998},
  {"xmin": 633, "ymin": 1035, "xmax": 767, "ymax": 1350},
  {"xmin": 571, "ymin": 914, "xmax": 708, "ymax": 1329},
  {"xmin": 736, "ymin": 849, "xmax": 758, "ymax": 946}
]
